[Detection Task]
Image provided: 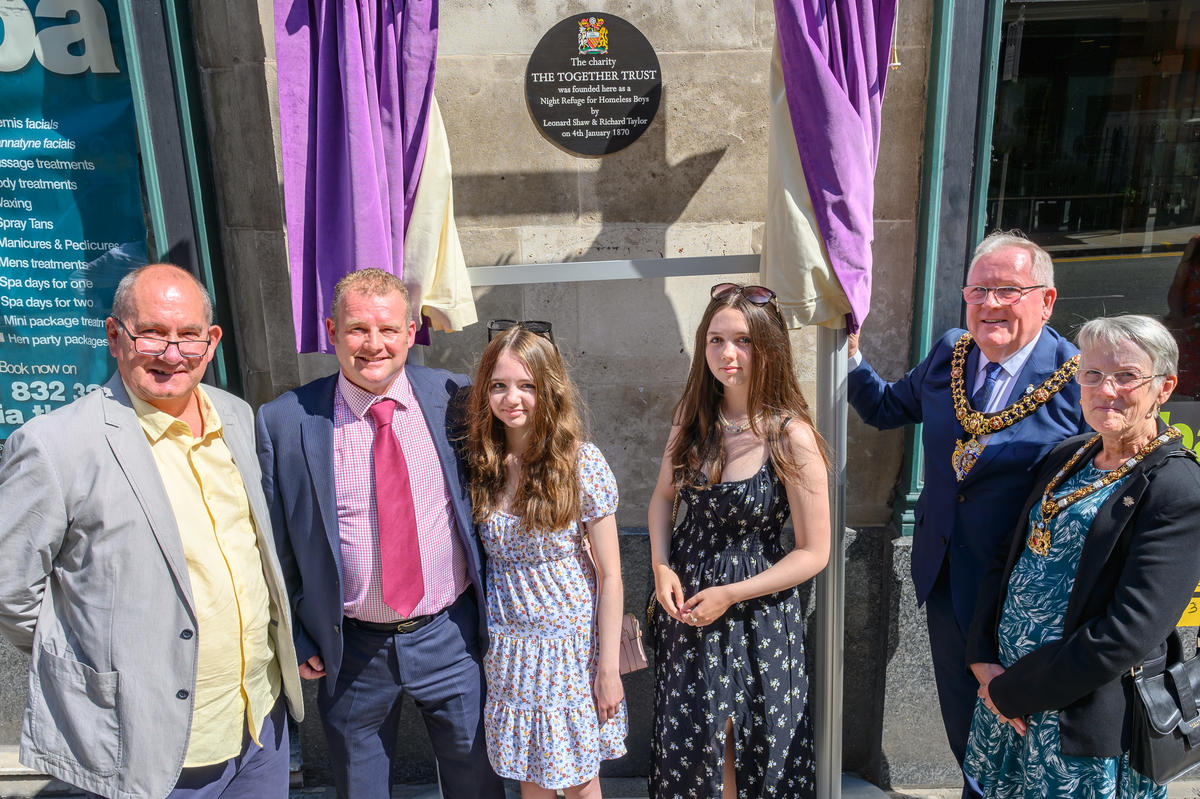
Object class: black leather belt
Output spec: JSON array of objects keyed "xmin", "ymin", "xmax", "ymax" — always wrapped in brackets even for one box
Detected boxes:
[{"xmin": 345, "ymin": 614, "xmax": 436, "ymax": 634}]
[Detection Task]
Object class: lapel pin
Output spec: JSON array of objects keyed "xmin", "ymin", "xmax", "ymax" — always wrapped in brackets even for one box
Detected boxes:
[{"xmin": 1122, "ymin": 496, "xmax": 1135, "ymax": 508}]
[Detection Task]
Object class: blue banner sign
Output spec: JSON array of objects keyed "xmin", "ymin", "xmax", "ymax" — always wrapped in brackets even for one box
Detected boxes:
[{"xmin": 0, "ymin": 0, "xmax": 147, "ymax": 439}]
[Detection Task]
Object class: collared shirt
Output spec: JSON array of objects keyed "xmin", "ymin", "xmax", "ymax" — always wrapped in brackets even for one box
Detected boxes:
[
  {"xmin": 972, "ymin": 331, "xmax": 1042, "ymax": 413},
  {"xmin": 128, "ymin": 384, "xmax": 280, "ymax": 767},
  {"xmin": 333, "ymin": 370, "xmax": 468, "ymax": 622}
]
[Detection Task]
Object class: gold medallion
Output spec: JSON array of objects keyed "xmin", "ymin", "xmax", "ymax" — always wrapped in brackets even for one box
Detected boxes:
[{"xmin": 948, "ymin": 333, "xmax": 1079, "ymax": 482}]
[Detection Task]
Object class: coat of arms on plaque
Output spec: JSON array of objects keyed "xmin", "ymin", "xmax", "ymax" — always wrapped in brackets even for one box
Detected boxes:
[{"xmin": 578, "ymin": 17, "xmax": 608, "ymax": 54}]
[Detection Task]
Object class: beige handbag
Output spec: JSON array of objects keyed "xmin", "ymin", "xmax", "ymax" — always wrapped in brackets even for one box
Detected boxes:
[{"xmin": 581, "ymin": 531, "xmax": 648, "ymax": 674}]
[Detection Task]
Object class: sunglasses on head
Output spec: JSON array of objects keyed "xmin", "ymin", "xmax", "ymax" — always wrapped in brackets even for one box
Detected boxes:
[
  {"xmin": 487, "ymin": 319, "xmax": 554, "ymax": 343},
  {"xmin": 711, "ymin": 283, "xmax": 777, "ymax": 306}
]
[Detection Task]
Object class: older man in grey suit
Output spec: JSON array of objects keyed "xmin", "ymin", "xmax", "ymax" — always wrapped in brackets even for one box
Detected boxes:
[{"xmin": 0, "ymin": 264, "xmax": 302, "ymax": 799}]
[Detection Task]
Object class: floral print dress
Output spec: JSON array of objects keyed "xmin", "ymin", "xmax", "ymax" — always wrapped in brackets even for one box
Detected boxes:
[
  {"xmin": 650, "ymin": 460, "xmax": 815, "ymax": 799},
  {"xmin": 964, "ymin": 461, "xmax": 1165, "ymax": 799},
  {"xmin": 480, "ymin": 442, "xmax": 627, "ymax": 789}
]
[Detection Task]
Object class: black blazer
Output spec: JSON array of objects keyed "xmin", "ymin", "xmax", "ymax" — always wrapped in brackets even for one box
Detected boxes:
[{"xmin": 966, "ymin": 426, "xmax": 1200, "ymax": 757}]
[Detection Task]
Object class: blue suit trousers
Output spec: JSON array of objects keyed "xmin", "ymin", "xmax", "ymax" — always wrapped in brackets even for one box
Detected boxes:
[{"xmin": 317, "ymin": 591, "xmax": 505, "ymax": 799}]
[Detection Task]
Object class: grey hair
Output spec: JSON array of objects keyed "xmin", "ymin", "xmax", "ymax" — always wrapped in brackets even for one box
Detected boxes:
[
  {"xmin": 111, "ymin": 264, "xmax": 213, "ymax": 326},
  {"xmin": 330, "ymin": 268, "xmax": 411, "ymax": 322},
  {"xmin": 1076, "ymin": 315, "xmax": 1178, "ymax": 377},
  {"xmin": 970, "ymin": 230, "xmax": 1055, "ymax": 288}
]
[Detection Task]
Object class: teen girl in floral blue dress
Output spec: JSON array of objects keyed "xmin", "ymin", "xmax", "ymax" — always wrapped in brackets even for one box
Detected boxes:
[{"xmin": 464, "ymin": 325, "xmax": 627, "ymax": 799}]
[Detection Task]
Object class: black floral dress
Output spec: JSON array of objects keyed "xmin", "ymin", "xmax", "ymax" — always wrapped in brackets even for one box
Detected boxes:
[{"xmin": 650, "ymin": 460, "xmax": 815, "ymax": 798}]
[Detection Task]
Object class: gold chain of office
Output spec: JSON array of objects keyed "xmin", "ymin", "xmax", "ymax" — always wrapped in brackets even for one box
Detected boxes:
[
  {"xmin": 1025, "ymin": 428, "xmax": 1179, "ymax": 556},
  {"xmin": 949, "ymin": 333, "xmax": 1079, "ymax": 481}
]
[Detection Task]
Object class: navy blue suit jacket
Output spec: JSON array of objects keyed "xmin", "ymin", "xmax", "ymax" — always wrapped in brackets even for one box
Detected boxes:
[
  {"xmin": 848, "ymin": 326, "xmax": 1086, "ymax": 632},
  {"xmin": 255, "ymin": 366, "xmax": 487, "ymax": 690}
]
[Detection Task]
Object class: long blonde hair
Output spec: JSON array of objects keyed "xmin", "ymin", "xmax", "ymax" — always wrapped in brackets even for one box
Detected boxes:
[{"xmin": 464, "ymin": 328, "xmax": 586, "ymax": 531}]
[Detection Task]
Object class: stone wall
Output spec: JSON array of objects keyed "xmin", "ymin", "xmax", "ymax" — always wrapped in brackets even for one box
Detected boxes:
[
  {"xmin": 0, "ymin": 0, "xmax": 951, "ymax": 792},
  {"xmin": 188, "ymin": 0, "xmax": 943, "ymax": 787}
]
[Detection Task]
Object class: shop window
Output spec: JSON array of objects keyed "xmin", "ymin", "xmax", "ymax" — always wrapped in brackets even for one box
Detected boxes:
[{"xmin": 988, "ymin": 0, "xmax": 1200, "ymax": 400}]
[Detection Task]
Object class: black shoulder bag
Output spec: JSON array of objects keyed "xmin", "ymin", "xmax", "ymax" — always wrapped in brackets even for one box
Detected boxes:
[
  {"xmin": 1129, "ymin": 449, "xmax": 1200, "ymax": 784},
  {"xmin": 1130, "ymin": 629, "xmax": 1200, "ymax": 784}
]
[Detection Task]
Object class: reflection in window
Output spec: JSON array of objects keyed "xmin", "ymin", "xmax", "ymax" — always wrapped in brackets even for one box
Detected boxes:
[{"xmin": 988, "ymin": 1, "xmax": 1200, "ymax": 398}]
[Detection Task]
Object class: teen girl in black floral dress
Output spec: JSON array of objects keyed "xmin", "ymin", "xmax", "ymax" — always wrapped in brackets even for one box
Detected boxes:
[{"xmin": 648, "ymin": 284, "xmax": 831, "ymax": 798}]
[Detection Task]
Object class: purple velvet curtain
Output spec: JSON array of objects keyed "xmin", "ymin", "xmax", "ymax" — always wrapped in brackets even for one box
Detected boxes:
[
  {"xmin": 772, "ymin": 0, "xmax": 897, "ymax": 332},
  {"xmin": 276, "ymin": 0, "xmax": 438, "ymax": 352}
]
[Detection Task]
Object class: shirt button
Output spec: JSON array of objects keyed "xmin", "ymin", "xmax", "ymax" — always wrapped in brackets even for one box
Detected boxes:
[
  {"xmin": 176, "ymin": 689, "xmax": 189, "ymax": 700},
  {"xmin": 180, "ymin": 629, "xmax": 193, "ymax": 640}
]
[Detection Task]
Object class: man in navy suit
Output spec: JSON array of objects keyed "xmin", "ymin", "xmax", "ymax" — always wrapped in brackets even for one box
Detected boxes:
[
  {"xmin": 848, "ymin": 231, "xmax": 1085, "ymax": 797},
  {"xmin": 255, "ymin": 269, "xmax": 504, "ymax": 799}
]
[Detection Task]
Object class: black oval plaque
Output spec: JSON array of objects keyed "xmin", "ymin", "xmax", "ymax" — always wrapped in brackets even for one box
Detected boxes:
[{"xmin": 525, "ymin": 13, "xmax": 662, "ymax": 156}]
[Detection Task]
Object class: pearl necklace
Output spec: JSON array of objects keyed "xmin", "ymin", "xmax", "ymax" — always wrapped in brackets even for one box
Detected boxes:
[{"xmin": 718, "ymin": 409, "xmax": 758, "ymax": 434}]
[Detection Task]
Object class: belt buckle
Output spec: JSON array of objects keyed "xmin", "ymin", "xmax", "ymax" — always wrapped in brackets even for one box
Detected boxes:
[{"xmin": 394, "ymin": 616, "xmax": 424, "ymax": 633}]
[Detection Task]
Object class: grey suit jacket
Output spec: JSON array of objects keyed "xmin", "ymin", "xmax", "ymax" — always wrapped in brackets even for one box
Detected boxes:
[{"xmin": 0, "ymin": 374, "xmax": 303, "ymax": 799}]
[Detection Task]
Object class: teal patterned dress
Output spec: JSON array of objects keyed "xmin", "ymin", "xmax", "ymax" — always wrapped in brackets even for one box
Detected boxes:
[{"xmin": 963, "ymin": 461, "xmax": 1166, "ymax": 799}]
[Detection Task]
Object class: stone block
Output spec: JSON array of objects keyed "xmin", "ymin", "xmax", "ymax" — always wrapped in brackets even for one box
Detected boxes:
[
  {"xmin": 875, "ymin": 48, "xmax": 928, "ymax": 222},
  {"xmin": 594, "ymin": 1, "xmax": 759, "ymax": 53},
  {"xmin": 226, "ymin": 0, "xmax": 269, "ymax": 64},
  {"xmin": 222, "ymin": 228, "xmax": 300, "ymax": 402},
  {"xmin": 865, "ymin": 220, "xmax": 918, "ymax": 378},
  {"xmin": 896, "ymin": 0, "xmax": 934, "ymax": 50},
  {"xmin": 790, "ymin": 325, "xmax": 820, "ymax": 386},
  {"xmin": 662, "ymin": 223, "xmax": 756, "ymax": 259},
  {"xmin": 436, "ymin": 55, "xmax": 581, "ymax": 227},
  {"xmin": 190, "ymin": 0, "xmax": 232, "ymax": 70},
  {"xmin": 200, "ymin": 66, "xmax": 286, "ymax": 231},
  {"xmin": 437, "ymin": 0, "xmax": 564, "ymax": 56},
  {"xmin": 519, "ymin": 223, "xmax": 669, "ymax": 262},
  {"xmin": 424, "ymin": 284, "xmax": 524, "ymax": 375},
  {"xmin": 523, "ymin": 280, "xmax": 580, "ymax": 360},
  {"xmin": 580, "ymin": 52, "xmax": 771, "ymax": 226},
  {"xmin": 298, "ymin": 353, "xmax": 340, "ymax": 385},
  {"xmin": 583, "ymin": 383, "xmax": 679, "ymax": 526},
  {"xmin": 439, "ymin": 1, "xmax": 759, "ymax": 56},
  {"xmin": 753, "ymin": 0, "xmax": 778, "ymax": 49},
  {"xmin": 571, "ymin": 277, "xmax": 694, "ymax": 387},
  {"xmin": 456, "ymin": 227, "xmax": 521, "ymax": 268},
  {"xmin": 846, "ymin": 421, "xmax": 906, "ymax": 528},
  {"xmin": 880, "ymin": 537, "xmax": 961, "ymax": 789},
  {"xmin": 841, "ymin": 527, "xmax": 899, "ymax": 781}
]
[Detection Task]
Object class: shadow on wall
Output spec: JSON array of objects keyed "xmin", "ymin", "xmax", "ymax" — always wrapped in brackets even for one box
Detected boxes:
[{"xmin": 429, "ymin": 100, "xmax": 729, "ymax": 528}]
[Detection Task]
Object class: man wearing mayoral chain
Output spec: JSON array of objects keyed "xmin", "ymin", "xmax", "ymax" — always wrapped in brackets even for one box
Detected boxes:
[{"xmin": 847, "ymin": 230, "xmax": 1086, "ymax": 798}]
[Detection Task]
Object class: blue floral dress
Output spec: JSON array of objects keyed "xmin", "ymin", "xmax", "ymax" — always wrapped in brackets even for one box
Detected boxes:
[
  {"xmin": 964, "ymin": 461, "xmax": 1166, "ymax": 798},
  {"xmin": 480, "ymin": 443, "xmax": 627, "ymax": 789}
]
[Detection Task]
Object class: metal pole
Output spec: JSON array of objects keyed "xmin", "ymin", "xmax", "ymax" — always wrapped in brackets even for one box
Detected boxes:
[{"xmin": 814, "ymin": 325, "xmax": 848, "ymax": 799}]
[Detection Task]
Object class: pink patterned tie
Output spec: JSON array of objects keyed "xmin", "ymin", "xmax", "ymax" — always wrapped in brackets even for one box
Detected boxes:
[{"xmin": 368, "ymin": 399, "xmax": 425, "ymax": 616}]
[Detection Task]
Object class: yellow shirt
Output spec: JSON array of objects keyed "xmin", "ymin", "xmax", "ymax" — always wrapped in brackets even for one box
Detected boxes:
[{"xmin": 128, "ymin": 385, "xmax": 281, "ymax": 767}]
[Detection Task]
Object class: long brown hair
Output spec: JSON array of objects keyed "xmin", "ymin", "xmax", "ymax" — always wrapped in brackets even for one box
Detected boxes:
[
  {"xmin": 464, "ymin": 327, "xmax": 586, "ymax": 531},
  {"xmin": 669, "ymin": 288, "xmax": 826, "ymax": 487}
]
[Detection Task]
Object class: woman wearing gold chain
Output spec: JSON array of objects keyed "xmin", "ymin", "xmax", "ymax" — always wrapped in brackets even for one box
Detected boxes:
[{"xmin": 963, "ymin": 315, "xmax": 1200, "ymax": 797}]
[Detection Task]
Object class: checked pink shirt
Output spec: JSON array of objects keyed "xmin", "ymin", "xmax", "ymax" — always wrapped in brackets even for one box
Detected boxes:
[{"xmin": 333, "ymin": 370, "xmax": 469, "ymax": 622}]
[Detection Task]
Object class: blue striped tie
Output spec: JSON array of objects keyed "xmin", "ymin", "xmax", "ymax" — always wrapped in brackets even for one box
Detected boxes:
[{"xmin": 972, "ymin": 361, "xmax": 1002, "ymax": 411}]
